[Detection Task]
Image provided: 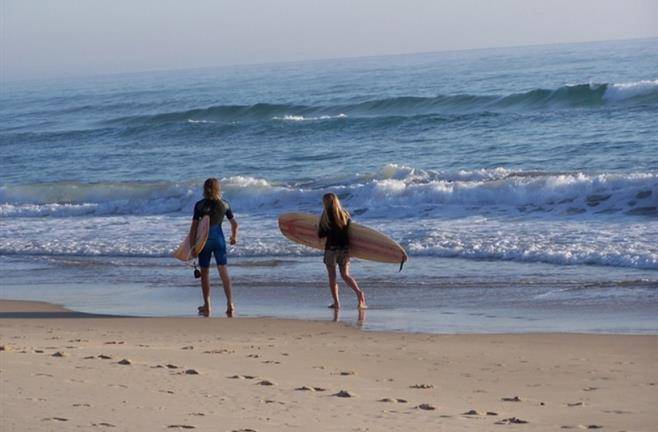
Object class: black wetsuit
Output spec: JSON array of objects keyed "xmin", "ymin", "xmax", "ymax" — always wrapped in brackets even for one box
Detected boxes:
[{"xmin": 318, "ymin": 212, "xmax": 350, "ymax": 250}]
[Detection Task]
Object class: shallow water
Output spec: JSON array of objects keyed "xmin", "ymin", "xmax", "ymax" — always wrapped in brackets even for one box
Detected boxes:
[{"xmin": 2, "ymin": 255, "xmax": 656, "ymax": 334}]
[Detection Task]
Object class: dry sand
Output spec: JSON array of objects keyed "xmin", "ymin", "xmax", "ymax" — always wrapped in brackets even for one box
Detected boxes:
[{"xmin": 1, "ymin": 300, "xmax": 656, "ymax": 431}]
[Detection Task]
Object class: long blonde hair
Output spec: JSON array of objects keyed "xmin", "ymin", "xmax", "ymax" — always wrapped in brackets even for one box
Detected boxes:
[
  {"xmin": 320, "ymin": 192, "xmax": 350, "ymax": 230},
  {"xmin": 203, "ymin": 178, "xmax": 221, "ymax": 201}
]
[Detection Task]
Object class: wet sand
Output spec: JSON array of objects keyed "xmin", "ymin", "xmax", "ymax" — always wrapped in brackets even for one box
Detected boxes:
[{"xmin": 1, "ymin": 299, "xmax": 657, "ymax": 431}]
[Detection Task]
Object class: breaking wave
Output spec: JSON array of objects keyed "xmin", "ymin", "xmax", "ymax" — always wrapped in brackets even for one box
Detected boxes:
[
  {"xmin": 2, "ymin": 165, "xmax": 656, "ymax": 219},
  {"xmin": 106, "ymin": 80, "xmax": 658, "ymax": 125}
]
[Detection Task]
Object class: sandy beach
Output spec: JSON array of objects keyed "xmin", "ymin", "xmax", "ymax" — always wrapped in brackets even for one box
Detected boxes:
[{"xmin": 1, "ymin": 300, "xmax": 656, "ymax": 431}]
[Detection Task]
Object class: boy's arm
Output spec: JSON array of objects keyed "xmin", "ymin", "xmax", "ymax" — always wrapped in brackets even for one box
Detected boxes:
[{"xmin": 229, "ymin": 217, "xmax": 239, "ymax": 245}]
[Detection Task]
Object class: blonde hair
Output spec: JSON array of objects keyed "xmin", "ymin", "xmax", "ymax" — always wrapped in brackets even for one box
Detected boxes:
[
  {"xmin": 320, "ymin": 192, "xmax": 350, "ymax": 230},
  {"xmin": 203, "ymin": 178, "xmax": 221, "ymax": 201}
]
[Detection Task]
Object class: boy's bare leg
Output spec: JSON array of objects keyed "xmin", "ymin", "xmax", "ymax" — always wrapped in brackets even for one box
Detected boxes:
[{"xmin": 218, "ymin": 265, "xmax": 235, "ymax": 316}]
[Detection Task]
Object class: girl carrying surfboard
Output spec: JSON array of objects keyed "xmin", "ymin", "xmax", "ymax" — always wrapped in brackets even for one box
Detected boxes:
[
  {"xmin": 318, "ymin": 193, "xmax": 367, "ymax": 310},
  {"xmin": 189, "ymin": 178, "xmax": 239, "ymax": 317}
]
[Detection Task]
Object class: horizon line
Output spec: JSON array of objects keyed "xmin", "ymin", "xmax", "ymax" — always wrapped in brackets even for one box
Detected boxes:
[{"xmin": 4, "ymin": 35, "xmax": 658, "ymax": 85}]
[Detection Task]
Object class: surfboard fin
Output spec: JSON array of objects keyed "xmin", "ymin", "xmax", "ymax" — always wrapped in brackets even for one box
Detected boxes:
[{"xmin": 399, "ymin": 260, "xmax": 405, "ymax": 272}]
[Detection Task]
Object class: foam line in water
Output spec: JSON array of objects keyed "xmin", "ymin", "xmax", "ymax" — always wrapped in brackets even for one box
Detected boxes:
[{"xmin": 1, "ymin": 165, "xmax": 656, "ymax": 219}]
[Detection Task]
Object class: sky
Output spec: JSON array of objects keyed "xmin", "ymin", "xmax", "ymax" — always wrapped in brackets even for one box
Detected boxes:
[{"xmin": 2, "ymin": 0, "xmax": 658, "ymax": 80}]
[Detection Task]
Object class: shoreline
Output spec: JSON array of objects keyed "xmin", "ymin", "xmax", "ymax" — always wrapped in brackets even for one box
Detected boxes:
[
  {"xmin": 2, "ymin": 300, "xmax": 657, "ymax": 431},
  {"xmin": 3, "ymin": 253, "xmax": 657, "ymax": 335}
]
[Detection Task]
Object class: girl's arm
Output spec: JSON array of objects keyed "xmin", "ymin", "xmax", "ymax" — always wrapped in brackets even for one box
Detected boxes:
[{"xmin": 229, "ymin": 217, "xmax": 239, "ymax": 245}]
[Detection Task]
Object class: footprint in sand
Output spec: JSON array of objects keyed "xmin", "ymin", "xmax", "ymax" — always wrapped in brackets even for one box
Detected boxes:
[
  {"xmin": 167, "ymin": 425, "xmax": 195, "ymax": 429},
  {"xmin": 51, "ymin": 351, "xmax": 68, "ymax": 357},
  {"xmin": 582, "ymin": 387, "xmax": 598, "ymax": 392},
  {"xmin": 410, "ymin": 384, "xmax": 434, "ymax": 389},
  {"xmin": 501, "ymin": 396, "xmax": 522, "ymax": 402},
  {"xmin": 263, "ymin": 399, "xmax": 285, "ymax": 405},
  {"xmin": 166, "ymin": 364, "xmax": 179, "ymax": 369},
  {"xmin": 42, "ymin": 417, "xmax": 68, "ymax": 422},
  {"xmin": 333, "ymin": 390, "xmax": 354, "ymax": 398},
  {"xmin": 184, "ymin": 369, "xmax": 200, "ymax": 375},
  {"xmin": 495, "ymin": 417, "xmax": 528, "ymax": 424},
  {"xmin": 256, "ymin": 379, "xmax": 275, "ymax": 386},
  {"xmin": 567, "ymin": 402, "xmax": 584, "ymax": 407},
  {"xmin": 203, "ymin": 349, "xmax": 235, "ymax": 354},
  {"xmin": 98, "ymin": 354, "xmax": 113, "ymax": 360},
  {"xmin": 73, "ymin": 403, "xmax": 91, "ymax": 407},
  {"xmin": 117, "ymin": 359, "xmax": 132, "ymax": 365},
  {"xmin": 228, "ymin": 374, "xmax": 257, "ymax": 380},
  {"xmin": 416, "ymin": 403, "xmax": 435, "ymax": 411},
  {"xmin": 232, "ymin": 429, "xmax": 257, "ymax": 432},
  {"xmin": 91, "ymin": 422, "xmax": 116, "ymax": 427},
  {"xmin": 463, "ymin": 409, "xmax": 483, "ymax": 415},
  {"xmin": 379, "ymin": 398, "xmax": 407, "ymax": 403},
  {"xmin": 295, "ymin": 386, "xmax": 327, "ymax": 392},
  {"xmin": 181, "ymin": 346, "xmax": 194, "ymax": 350}
]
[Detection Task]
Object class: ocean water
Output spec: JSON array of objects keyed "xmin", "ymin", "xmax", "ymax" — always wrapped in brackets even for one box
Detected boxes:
[{"xmin": 1, "ymin": 39, "xmax": 657, "ymax": 332}]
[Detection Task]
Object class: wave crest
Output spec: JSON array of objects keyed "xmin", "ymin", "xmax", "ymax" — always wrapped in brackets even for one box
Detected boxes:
[
  {"xmin": 105, "ymin": 80, "xmax": 658, "ymax": 125},
  {"xmin": 2, "ymin": 166, "xmax": 656, "ymax": 219}
]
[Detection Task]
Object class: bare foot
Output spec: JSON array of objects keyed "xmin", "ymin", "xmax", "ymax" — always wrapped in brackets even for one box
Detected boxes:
[
  {"xmin": 328, "ymin": 303, "xmax": 341, "ymax": 309},
  {"xmin": 226, "ymin": 303, "xmax": 235, "ymax": 317},
  {"xmin": 198, "ymin": 305, "xmax": 210, "ymax": 317}
]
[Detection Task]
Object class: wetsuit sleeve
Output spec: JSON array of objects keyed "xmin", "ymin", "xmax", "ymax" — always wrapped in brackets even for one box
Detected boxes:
[
  {"xmin": 193, "ymin": 201, "xmax": 201, "ymax": 220},
  {"xmin": 222, "ymin": 200, "xmax": 234, "ymax": 220}
]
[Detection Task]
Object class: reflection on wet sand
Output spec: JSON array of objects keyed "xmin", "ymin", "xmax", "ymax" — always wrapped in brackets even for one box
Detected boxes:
[{"xmin": 331, "ymin": 308, "xmax": 367, "ymax": 328}]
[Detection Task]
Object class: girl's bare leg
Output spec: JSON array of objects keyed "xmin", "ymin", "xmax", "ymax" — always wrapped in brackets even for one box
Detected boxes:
[
  {"xmin": 339, "ymin": 263, "xmax": 367, "ymax": 309},
  {"xmin": 199, "ymin": 267, "xmax": 211, "ymax": 317},
  {"xmin": 218, "ymin": 265, "xmax": 235, "ymax": 316},
  {"xmin": 326, "ymin": 264, "xmax": 340, "ymax": 309}
]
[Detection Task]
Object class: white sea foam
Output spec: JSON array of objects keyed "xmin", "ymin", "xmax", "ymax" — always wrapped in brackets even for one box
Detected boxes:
[
  {"xmin": 187, "ymin": 119, "xmax": 216, "ymax": 124},
  {"xmin": 603, "ymin": 79, "xmax": 658, "ymax": 101},
  {"xmin": 1, "ymin": 166, "xmax": 656, "ymax": 219},
  {"xmin": 1, "ymin": 166, "xmax": 656, "ymax": 269},
  {"xmin": 272, "ymin": 113, "xmax": 347, "ymax": 121},
  {"xmin": 1, "ymin": 214, "xmax": 656, "ymax": 269}
]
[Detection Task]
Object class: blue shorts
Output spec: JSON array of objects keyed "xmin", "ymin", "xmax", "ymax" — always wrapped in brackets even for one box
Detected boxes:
[{"xmin": 198, "ymin": 225, "xmax": 227, "ymax": 267}]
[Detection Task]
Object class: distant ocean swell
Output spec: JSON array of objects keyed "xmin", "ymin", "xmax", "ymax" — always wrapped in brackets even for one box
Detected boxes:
[
  {"xmin": 2, "ymin": 165, "xmax": 656, "ymax": 219},
  {"xmin": 105, "ymin": 80, "xmax": 658, "ymax": 125}
]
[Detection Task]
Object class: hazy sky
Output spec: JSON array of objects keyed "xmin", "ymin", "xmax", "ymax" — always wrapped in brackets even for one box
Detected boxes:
[{"xmin": 2, "ymin": 0, "xmax": 657, "ymax": 79}]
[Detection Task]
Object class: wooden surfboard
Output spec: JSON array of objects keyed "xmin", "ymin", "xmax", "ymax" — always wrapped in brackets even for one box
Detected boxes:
[
  {"xmin": 172, "ymin": 215, "xmax": 210, "ymax": 261},
  {"xmin": 278, "ymin": 212, "xmax": 408, "ymax": 267}
]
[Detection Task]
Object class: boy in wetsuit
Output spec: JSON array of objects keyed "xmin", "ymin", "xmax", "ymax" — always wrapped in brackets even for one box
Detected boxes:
[{"xmin": 190, "ymin": 178, "xmax": 239, "ymax": 317}]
